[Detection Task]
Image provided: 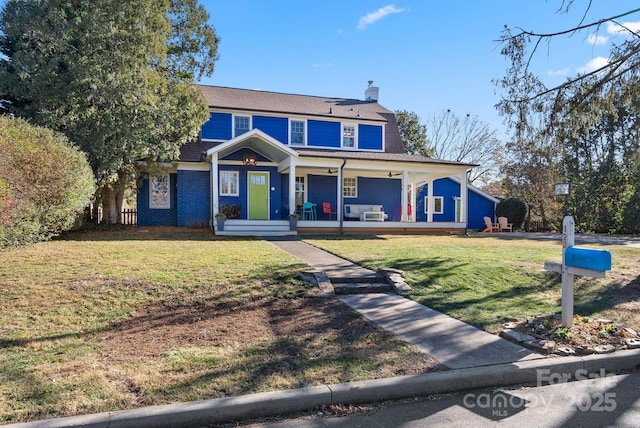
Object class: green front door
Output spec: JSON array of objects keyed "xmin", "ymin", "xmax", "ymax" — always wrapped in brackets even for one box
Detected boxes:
[{"xmin": 248, "ymin": 171, "xmax": 269, "ymax": 220}]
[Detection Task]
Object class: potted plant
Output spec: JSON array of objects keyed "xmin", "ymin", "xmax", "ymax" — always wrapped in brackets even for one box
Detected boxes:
[
  {"xmin": 215, "ymin": 212, "xmax": 227, "ymax": 231},
  {"xmin": 288, "ymin": 213, "xmax": 299, "ymax": 231}
]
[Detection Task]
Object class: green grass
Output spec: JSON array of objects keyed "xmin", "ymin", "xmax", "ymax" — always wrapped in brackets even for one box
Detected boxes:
[
  {"xmin": 302, "ymin": 233, "xmax": 640, "ymax": 333},
  {"xmin": 0, "ymin": 227, "xmax": 434, "ymax": 423},
  {"xmin": 1, "ymin": 228, "xmax": 638, "ymax": 423}
]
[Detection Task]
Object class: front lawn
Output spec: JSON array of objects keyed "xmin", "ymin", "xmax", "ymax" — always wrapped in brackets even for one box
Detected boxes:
[
  {"xmin": 303, "ymin": 234, "xmax": 640, "ymax": 333},
  {"xmin": 0, "ymin": 228, "xmax": 439, "ymax": 424}
]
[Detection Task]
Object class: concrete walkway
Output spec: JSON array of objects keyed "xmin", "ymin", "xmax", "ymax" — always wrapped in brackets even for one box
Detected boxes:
[
  {"xmin": 339, "ymin": 293, "xmax": 541, "ymax": 369},
  {"xmin": 265, "ymin": 237, "xmax": 543, "ymax": 369},
  {"xmin": 266, "ymin": 236, "xmax": 377, "ymax": 279}
]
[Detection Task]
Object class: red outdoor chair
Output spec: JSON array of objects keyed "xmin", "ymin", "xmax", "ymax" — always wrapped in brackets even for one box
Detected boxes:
[{"xmin": 322, "ymin": 202, "xmax": 337, "ymax": 220}]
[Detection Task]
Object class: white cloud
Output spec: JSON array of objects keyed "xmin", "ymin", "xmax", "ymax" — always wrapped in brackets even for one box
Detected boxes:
[
  {"xmin": 587, "ymin": 33, "xmax": 608, "ymax": 45},
  {"xmin": 577, "ymin": 56, "xmax": 609, "ymax": 74},
  {"xmin": 607, "ymin": 21, "xmax": 640, "ymax": 36},
  {"xmin": 548, "ymin": 67, "xmax": 570, "ymax": 77},
  {"xmin": 357, "ymin": 5, "xmax": 406, "ymax": 30}
]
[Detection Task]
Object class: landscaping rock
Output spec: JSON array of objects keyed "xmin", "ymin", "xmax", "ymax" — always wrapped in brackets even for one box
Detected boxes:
[
  {"xmin": 377, "ymin": 267, "xmax": 405, "ymax": 277},
  {"xmin": 555, "ymin": 346, "xmax": 575, "ymax": 356},
  {"xmin": 311, "ymin": 272, "xmax": 334, "ymax": 297},
  {"xmin": 299, "ymin": 270, "xmax": 322, "ymax": 284},
  {"xmin": 379, "ymin": 269, "xmax": 411, "ymax": 295},
  {"xmin": 500, "ymin": 329, "xmax": 535, "ymax": 343},
  {"xmin": 576, "ymin": 345, "xmax": 595, "ymax": 355},
  {"xmin": 594, "ymin": 344, "xmax": 616, "ymax": 354},
  {"xmin": 625, "ymin": 338, "xmax": 640, "ymax": 349},
  {"xmin": 524, "ymin": 340, "xmax": 555, "ymax": 354}
]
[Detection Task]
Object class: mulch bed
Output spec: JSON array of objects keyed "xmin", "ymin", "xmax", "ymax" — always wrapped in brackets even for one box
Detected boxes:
[{"xmin": 501, "ymin": 314, "xmax": 640, "ymax": 356}]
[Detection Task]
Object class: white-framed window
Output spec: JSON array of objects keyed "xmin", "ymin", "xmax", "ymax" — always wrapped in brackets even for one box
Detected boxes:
[
  {"xmin": 220, "ymin": 171, "xmax": 239, "ymax": 196},
  {"xmin": 342, "ymin": 124, "xmax": 356, "ymax": 148},
  {"xmin": 290, "ymin": 120, "xmax": 306, "ymax": 146},
  {"xmin": 343, "ymin": 177, "xmax": 357, "ymax": 198},
  {"xmin": 295, "ymin": 176, "xmax": 305, "ymax": 206},
  {"xmin": 149, "ymin": 174, "xmax": 170, "ymax": 209},
  {"xmin": 234, "ymin": 115, "xmax": 250, "ymax": 137},
  {"xmin": 424, "ymin": 196, "xmax": 444, "ymax": 214}
]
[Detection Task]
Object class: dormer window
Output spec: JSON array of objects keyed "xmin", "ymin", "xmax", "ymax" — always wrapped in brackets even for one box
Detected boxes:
[
  {"xmin": 342, "ymin": 124, "xmax": 356, "ymax": 148},
  {"xmin": 290, "ymin": 120, "xmax": 306, "ymax": 145},
  {"xmin": 234, "ymin": 116, "xmax": 250, "ymax": 137}
]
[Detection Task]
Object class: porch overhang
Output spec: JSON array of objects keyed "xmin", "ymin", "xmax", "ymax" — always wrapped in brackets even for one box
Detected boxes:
[{"xmin": 205, "ymin": 128, "xmax": 299, "ymax": 164}]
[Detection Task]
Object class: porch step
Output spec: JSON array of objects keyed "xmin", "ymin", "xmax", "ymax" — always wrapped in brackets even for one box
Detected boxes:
[
  {"xmin": 216, "ymin": 220, "xmax": 297, "ymax": 237},
  {"xmin": 333, "ymin": 282, "xmax": 392, "ymax": 294},
  {"xmin": 330, "ymin": 272, "xmax": 391, "ymax": 294}
]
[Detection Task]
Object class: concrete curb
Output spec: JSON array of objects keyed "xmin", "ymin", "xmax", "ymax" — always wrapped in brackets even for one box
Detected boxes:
[{"xmin": 9, "ymin": 349, "xmax": 640, "ymax": 428}]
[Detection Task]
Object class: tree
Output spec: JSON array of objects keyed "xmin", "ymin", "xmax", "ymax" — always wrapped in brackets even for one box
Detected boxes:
[
  {"xmin": 495, "ymin": 3, "xmax": 640, "ymax": 233},
  {"xmin": 0, "ymin": 115, "xmax": 95, "ymax": 247},
  {"xmin": 427, "ymin": 109, "xmax": 504, "ymax": 186},
  {"xmin": 496, "ymin": 197, "xmax": 528, "ymax": 230},
  {"xmin": 0, "ymin": 0, "xmax": 219, "ymax": 223},
  {"xmin": 394, "ymin": 110, "xmax": 433, "ymax": 157}
]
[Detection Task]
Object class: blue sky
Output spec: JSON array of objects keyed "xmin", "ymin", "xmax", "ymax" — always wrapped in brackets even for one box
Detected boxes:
[
  {"xmin": 1, "ymin": 1, "xmax": 639, "ymax": 140},
  {"xmin": 200, "ymin": 1, "xmax": 640, "ymax": 139}
]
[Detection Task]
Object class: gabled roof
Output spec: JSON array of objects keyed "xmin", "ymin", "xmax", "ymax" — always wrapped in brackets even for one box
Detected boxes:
[
  {"xmin": 206, "ymin": 129, "xmax": 298, "ymax": 164},
  {"xmin": 199, "ymin": 85, "xmax": 390, "ymax": 121},
  {"xmin": 197, "ymin": 85, "xmax": 406, "ymax": 154}
]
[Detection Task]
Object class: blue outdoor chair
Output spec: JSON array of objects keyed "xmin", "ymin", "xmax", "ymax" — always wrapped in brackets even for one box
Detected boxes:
[{"xmin": 301, "ymin": 202, "xmax": 316, "ymax": 220}]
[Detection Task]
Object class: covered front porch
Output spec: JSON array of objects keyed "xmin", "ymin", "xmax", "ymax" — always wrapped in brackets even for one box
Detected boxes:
[{"xmin": 206, "ymin": 129, "xmax": 474, "ymax": 236}]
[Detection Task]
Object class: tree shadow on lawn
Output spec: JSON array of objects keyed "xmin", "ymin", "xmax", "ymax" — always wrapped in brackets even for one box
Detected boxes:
[
  {"xmin": 383, "ymin": 254, "xmax": 640, "ymax": 330},
  {"xmin": 148, "ymin": 297, "xmax": 445, "ymax": 401},
  {"xmin": 374, "ymin": 255, "xmax": 561, "ymax": 329},
  {"xmin": 574, "ymin": 273, "xmax": 640, "ymax": 318}
]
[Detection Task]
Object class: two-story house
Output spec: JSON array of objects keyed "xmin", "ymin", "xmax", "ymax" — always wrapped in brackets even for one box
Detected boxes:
[{"xmin": 136, "ymin": 83, "xmax": 496, "ymax": 235}]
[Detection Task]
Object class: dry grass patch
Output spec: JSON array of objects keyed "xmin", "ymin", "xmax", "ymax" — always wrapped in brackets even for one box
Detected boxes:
[{"xmin": 0, "ymin": 227, "xmax": 442, "ymax": 424}]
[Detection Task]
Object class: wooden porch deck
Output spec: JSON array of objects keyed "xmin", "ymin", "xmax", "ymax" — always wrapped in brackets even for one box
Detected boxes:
[{"xmin": 214, "ymin": 220, "xmax": 466, "ymax": 237}]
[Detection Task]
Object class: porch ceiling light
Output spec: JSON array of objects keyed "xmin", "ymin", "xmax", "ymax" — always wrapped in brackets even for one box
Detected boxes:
[{"xmin": 243, "ymin": 154, "xmax": 257, "ymax": 167}]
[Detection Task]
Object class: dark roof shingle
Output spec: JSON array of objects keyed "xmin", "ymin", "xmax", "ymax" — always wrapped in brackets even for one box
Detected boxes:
[{"xmin": 199, "ymin": 85, "xmax": 390, "ymax": 122}]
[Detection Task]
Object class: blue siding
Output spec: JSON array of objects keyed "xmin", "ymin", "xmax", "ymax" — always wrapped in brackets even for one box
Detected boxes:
[
  {"xmin": 415, "ymin": 178, "xmax": 496, "ymax": 230},
  {"xmin": 280, "ymin": 175, "xmax": 291, "ymax": 219},
  {"xmin": 253, "ymin": 116, "xmax": 288, "ymax": 143},
  {"xmin": 358, "ymin": 124, "xmax": 383, "ymax": 150},
  {"xmin": 137, "ymin": 174, "xmax": 178, "ymax": 226},
  {"xmin": 468, "ymin": 190, "xmax": 497, "ymax": 230},
  {"xmin": 308, "ymin": 120, "xmax": 340, "ymax": 148},
  {"xmin": 307, "ymin": 175, "xmax": 339, "ymax": 219},
  {"xmin": 342, "ymin": 177, "xmax": 402, "ymax": 221},
  {"xmin": 202, "ymin": 112, "xmax": 232, "ymax": 140},
  {"xmin": 177, "ymin": 170, "xmax": 210, "ymax": 227}
]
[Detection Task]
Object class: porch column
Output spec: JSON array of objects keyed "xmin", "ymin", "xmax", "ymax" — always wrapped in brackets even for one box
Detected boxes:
[
  {"xmin": 459, "ymin": 171, "xmax": 469, "ymax": 225},
  {"xmin": 211, "ymin": 155, "xmax": 219, "ymax": 218},
  {"xmin": 288, "ymin": 160, "xmax": 297, "ymax": 215},
  {"xmin": 401, "ymin": 171, "xmax": 409, "ymax": 221},
  {"xmin": 410, "ymin": 182, "xmax": 416, "ymax": 222},
  {"xmin": 426, "ymin": 178, "xmax": 434, "ymax": 223},
  {"xmin": 337, "ymin": 167, "xmax": 343, "ymax": 221}
]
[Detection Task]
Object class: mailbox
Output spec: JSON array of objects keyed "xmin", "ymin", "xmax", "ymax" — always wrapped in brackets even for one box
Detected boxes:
[{"xmin": 564, "ymin": 247, "xmax": 612, "ymax": 272}]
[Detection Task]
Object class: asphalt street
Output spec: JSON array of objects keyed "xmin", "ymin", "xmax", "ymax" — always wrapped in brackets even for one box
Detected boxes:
[{"xmin": 240, "ymin": 371, "xmax": 640, "ymax": 428}]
